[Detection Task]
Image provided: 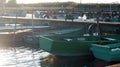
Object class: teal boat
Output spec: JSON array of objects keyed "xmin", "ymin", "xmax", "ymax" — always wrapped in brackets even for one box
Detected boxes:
[
  {"xmin": 24, "ymin": 28, "xmax": 81, "ymax": 45},
  {"xmin": 104, "ymin": 34, "xmax": 120, "ymax": 40},
  {"xmin": 90, "ymin": 43, "xmax": 120, "ymax": 62},
  {"xmin": 39, "ymin": 35, "xmax": 117, "ymax": 56}
]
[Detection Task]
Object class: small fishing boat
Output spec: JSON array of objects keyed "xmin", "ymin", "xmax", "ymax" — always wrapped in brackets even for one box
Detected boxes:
[
  {"xmin": 90, "ymin": 42, "xmax": 120, "ymax": 62},
  {"xmin": 39, "ymin": 35, "xmax": 117, "ymax": 56},
  {"xmin": 24, "ymin": 28, "xmax": 81, "ymax": 45},
  {"xmin": 104, "ymin": 34, "xmax": 120, "ymax": 40}
]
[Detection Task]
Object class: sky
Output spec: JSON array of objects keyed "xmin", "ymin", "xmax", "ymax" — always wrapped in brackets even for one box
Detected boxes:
[{"xmin": 17, "ymin": 0, "xmax": 120, "ymax": 4}]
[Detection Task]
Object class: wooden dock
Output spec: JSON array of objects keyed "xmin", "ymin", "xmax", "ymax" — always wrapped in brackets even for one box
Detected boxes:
[
  {"xmin": 1, "ymin": 16, "xmax": 120, "ymax": 25},
  {"xmin": 0, "ymin": 26, "xmax": 49, "ymax": 30}
]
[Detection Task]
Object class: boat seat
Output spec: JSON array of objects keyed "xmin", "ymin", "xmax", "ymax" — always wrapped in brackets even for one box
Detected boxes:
[
  {"xmin": 101, "ymin": 37, "xmax": 119, "ymax": 43},
  {"xmin": 103, "ymin": 37, "xmax": 116, "ymax": 41}
]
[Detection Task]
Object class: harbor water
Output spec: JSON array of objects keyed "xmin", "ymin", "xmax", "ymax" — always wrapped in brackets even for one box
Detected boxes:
[
  {"xmin": 0, "ymin": 43, "xmax": 119, "ymax": 67},
  {"xmin": 0, "ymin": 45, "xmax": 49, "ymax": 67}
]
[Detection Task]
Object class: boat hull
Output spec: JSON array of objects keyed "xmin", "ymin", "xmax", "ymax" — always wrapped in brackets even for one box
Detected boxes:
[
  {"xmin": 39, "ymin": 35, "xmax": 116, "ymax": 56},
  {"xmin": 90, "ymin": 43, "xmax": 120, "ymax": 62}
]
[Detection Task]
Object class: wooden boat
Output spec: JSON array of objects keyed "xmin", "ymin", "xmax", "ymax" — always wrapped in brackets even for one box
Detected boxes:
[
  {"xmin": 0, "ymin": 32, "xmax": 25, "ymax": 47},
  {"xmin": 90, "ymin": 34, "xmax": 120, "ymax": 61},
  {"xmin": 104, "ymin": 34, "xmax": 120, "ymax": 40},
  {"xmin": 39, "ymin": 35, "xmax": 117, "ymax": 56},
  {"xmin": 90, "ymin": 43, "xmax": 120, "ymax": 62},
  {"xmin": 24, "ymin": 28, "xmax": 81, "ymax": 45}
]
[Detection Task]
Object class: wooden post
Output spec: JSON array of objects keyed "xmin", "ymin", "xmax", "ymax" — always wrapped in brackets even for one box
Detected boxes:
[{"xmin": 96, "ymin": 12, "xmax": 102, "ymax": 44}]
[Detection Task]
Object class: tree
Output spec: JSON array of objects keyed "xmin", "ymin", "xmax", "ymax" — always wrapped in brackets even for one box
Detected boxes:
[
  {"xmin": 0, "ymin": 0, "xmax": 6, "ymax": 4},
  {"xmin": 6, "ymin": 0, "xmax": 17, "ymax": 6},
  {"xmin": 7, "ymin": 0, "xmax": 16, "ymax": 4}
]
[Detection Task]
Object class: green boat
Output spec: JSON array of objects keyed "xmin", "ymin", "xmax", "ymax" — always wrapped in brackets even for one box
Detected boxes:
[
  {"xmin": 104, "ymin": 34, "xmax": 120, "ymax": 40},
  {"xmin": 39, "ymin": 35, "xmax": 117, "ymax": 56},
  {"xmin": 24, "ymin": 28, "xmax": 81, "ymax": 45},
  {"xmin": 90, "ymin": 43, "xmax": 120, "ymax": 62}
]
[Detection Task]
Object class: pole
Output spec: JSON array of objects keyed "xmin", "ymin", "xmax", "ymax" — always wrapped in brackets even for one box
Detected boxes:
[
  {"xmin": 31, "ymin": 4, "xmax": 37, "ymax": 67},
  {"xmin": 32, "ymin": 11, "xmax": 34, "ymax": 35},
  {"xmin": 13, "ymin": 7, "xmax": 17, "ymax": 41},
  {"xmin": 110, "ymin": 4, "xmax": 112, "ymax": 20},
  {"xmin": 96, "ymin": 12, "xmax": 101, "ymax": 44}
]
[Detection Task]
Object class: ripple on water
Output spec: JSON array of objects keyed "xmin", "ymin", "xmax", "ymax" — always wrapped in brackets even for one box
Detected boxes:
[{"xmin": 0, "ymin": 47, "xmax": 50, "ymax": 67}]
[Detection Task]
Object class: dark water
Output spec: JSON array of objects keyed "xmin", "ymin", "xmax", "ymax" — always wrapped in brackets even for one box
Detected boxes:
[
  {"xmin": 40, "ymin": 55, "xmax": 120, "ymax": 67},
  {"xmin": 0, "ymin": 43, "xmax": 119, "ymax": 67},
  {"xmin": 40, "ymin": 55, "xmax": 93, "ymax": 67}
]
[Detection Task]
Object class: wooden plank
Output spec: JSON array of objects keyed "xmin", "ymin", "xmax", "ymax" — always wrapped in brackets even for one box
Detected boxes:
[
  {"xmin": 1, "ymin": 16, "xmax": 120, "ymax": 25},
  {"xmin": 0, "ymin": 26, "xmax": 49, "ymax": 30}
]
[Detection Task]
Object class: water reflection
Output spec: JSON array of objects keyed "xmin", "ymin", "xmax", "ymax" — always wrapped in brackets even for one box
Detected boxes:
[
  {"xmin": 0, "ymin": 46, "xmax": 49, "ymax": 67},
  {"xmin": 0, "ymin": 45, "xmax": 119, "ymax": 67},
  {"xmin": 40, "ymin": 55, "xmax": 94, "ymax": 67}
]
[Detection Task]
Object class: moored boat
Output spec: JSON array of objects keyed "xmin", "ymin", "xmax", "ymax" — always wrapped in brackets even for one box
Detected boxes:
[
  {"xmin": 24, "ymin": 28, "xmax": 81, "ymax": 45},
  {"xmin": 39, "ymin": 35, "xmax": 117, "ymax": 56},
  {"xmin": 90, "ymin": 43, "xmax": 120, "ymax": 62}
]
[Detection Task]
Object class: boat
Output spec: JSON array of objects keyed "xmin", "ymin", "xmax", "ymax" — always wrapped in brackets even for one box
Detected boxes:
[
  {"xmin": 39, "ymin": 35, "xmax": 117, "ymax": 56},
  {"xmin": 90, "ymin": 34, "xmax": 120, "ymax": 61},
  {"xmin": 0, "ymin": 32, "xmax": 27, "ymax": 47},
  {"xmin": 65, "ymin": 14, "xmax": 74, "ymax": 21},
  {"xmin": 90, "ymin": 43, "xmax": 120, "ymax": 62},
  {"xmin": 37, "ymin": 12, "xmax": 120, "ymax": 56},
  {"xmin": 104, "ymin": 34, "xmax": 120, "ymax": 40},
  {"xmin": 24, "ymin": 28, "xmax": 81, "ymax": 45}
]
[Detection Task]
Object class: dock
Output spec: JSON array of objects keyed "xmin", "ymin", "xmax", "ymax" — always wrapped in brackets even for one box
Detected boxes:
[
  {"xmin": 0, "ymin": 26, "xmax": 49, "ymax": 30},
  {"xmin": 1, "ymin": 16, "xmax": 120, "ymax": 25}
]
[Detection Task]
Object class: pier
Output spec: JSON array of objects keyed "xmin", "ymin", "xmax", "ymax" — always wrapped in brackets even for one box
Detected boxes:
[
  {"xmin": 0, "ymin": 16, "xmax": 120, "ymax": 36},
  {"xmin": 1, "ymin": 1, "xmax": 120, "ymax": 66},
  {"xmin": 1, "ymin": 16, "xmax": 120, "ymax": 25}
]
